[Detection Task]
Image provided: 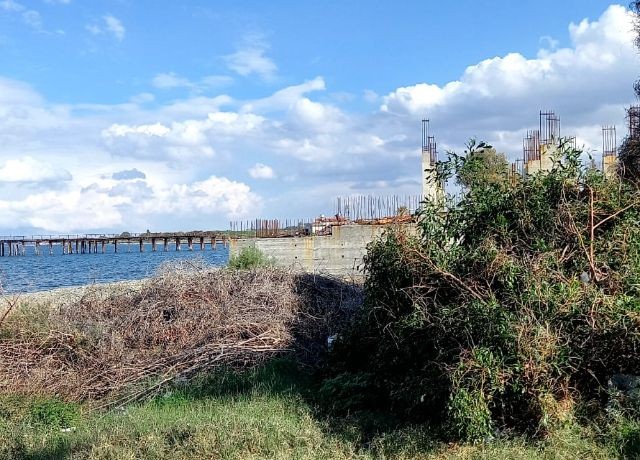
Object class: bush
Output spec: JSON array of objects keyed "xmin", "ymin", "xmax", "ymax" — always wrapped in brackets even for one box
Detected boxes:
[
  {"xmin": 28, "ymin": 398, "xmax": 80, "ymax": 429},
  {"xmin": 325, "ymin": 141, "xmax": 640, "ymax": 440},
  {"xmin": 228, "ymin": 246, "xmax": 273, "ymax": 269}
]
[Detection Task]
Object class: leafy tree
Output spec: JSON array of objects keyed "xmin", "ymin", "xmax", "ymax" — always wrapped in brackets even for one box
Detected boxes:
[
  {"xmin": 618, "ymin": 2, "xmax": 640, "ymax": 183},
  {"xmin": 456, "ymin": 140, "xmax": 509, "ymax": 190}
]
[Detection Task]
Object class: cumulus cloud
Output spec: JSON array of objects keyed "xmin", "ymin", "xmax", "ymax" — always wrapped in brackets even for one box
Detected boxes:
[
  {"xmin": 0, "ymin": 4, "xmax": 635, "ymax": 232},
  {"xmin": 102, "ymin": 112, "xmax": 265, "ymax": 160},
  {"xmin": 380, "ymin": 4, "xmax": 636, "ymax": 154},
  {"xmin": 0, "ymin": 157, "xmax": 71, "ymax": 184},
  {"xmin": 224, "ymin": 34, "xmax": 277, "ymax": 80},
  {"xmin": 0, "ymin": 173, "xmax": 261, "ymax": 232},
  {"xmin": 248, "ymin": 163, "xmax": 275, "ymax": 179},
  {"xmin": 155, "ymin": 176, "xmax": 261, "ymax": 218}
]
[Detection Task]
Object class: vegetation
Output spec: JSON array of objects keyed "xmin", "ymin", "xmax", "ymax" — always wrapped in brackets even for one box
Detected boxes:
[
  {"xmin": 456, "ymin": 141, "xmax": 510, "ymax": 190},
  {"xmin": 0, "ymin": 360, "xmax": 622, "ymax": 459},
  {"xmin": 0, "ymin": 264, "xmax": 360, "ymax": 403},
  {"xmin": 228, "ymin": 246, "xmax": 274, "ymax": 269},
  {"xmin": 617, "ymin": 1, "xmax": 640, "ymax": 184},
  {"xmin": 323, "ymin": 141, "xmax": 640, "ymax": 450},
  {"xmin": 3, "ymin": 146, "xmax": 640, "ymax": 456}
]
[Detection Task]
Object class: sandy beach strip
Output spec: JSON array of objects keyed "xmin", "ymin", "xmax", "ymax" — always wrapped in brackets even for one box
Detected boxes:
[{"xmin": 2, "ymin": 279, "xmax": 147, "ymax": 309}]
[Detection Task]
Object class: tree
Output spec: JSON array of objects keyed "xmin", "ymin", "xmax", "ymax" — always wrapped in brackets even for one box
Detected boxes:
[
  {"xmin": 456, "ymin": 140, "xmax": 509, "ymax": 190},
  {"xmin": 632, "ymin": 1, "xmax": 640, "ymax": 99},
  {"xmin": 618, "ymin": 2, "xmax": 640, "ymax": 183}
]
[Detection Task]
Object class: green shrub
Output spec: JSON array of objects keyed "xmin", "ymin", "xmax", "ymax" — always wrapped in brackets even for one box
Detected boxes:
[
  {"xmin": 28, "ymin": 398, "xmax": 80, "ymax": 429},
  {"xmin": 325, "ymin": 140, "xmax": 640, "ymax": 440},
  {"xmin": 228, "ymin": 246, "xmax": 273, "ymax": 269}
]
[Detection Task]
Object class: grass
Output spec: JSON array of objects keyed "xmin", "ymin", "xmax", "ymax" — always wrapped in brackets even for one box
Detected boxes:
[{"xmin": 0, "ymin": 359, "xmax": 622, "ymax": 460}]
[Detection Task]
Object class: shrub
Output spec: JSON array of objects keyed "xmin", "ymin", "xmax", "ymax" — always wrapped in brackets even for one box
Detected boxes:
[
  {"xmin": 228, "ymin": 246, "xmax": 273, "ymax": 269},
  {"xmin": 28, "ymin": 398, "xmax": 80, "ymax": 429},
  {"xmin": 326, "ymin": 140, "xmax": 640, "ymax": 440}
]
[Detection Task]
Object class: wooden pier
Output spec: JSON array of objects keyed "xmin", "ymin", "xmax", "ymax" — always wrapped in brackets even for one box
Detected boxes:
[{"xmin": 0, "ymin": 232, "xmax": 229, "ymax": 256}]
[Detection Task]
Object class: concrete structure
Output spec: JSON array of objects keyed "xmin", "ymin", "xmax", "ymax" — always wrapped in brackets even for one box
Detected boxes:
[
  {"xmin": 421, "ymin": 119, "xmax": 443, "ymax": 202},
  {"xmin": 526, "ymin": 143, "xmax": 558, "ymax": 175},
  {"xmin": 603, "ymin": 154, "xmax": 618, "ymax": 179},
  {"xmin": 422, "ymin": 150, "xmax": 441, "ymax": 202},
  {"xmin": 229, "ymin": 224, "xmax": 414, "ymax": 277}
]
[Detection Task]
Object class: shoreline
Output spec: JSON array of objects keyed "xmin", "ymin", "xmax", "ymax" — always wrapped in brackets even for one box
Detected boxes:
[{"xmin": 5, "ymin": 278, "xmax": 147, "ymax": 308}]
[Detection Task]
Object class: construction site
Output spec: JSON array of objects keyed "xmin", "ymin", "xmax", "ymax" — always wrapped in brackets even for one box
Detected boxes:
[{"xmin": 230, "ymin": 107, "xmax": 636, "ymax": 276}]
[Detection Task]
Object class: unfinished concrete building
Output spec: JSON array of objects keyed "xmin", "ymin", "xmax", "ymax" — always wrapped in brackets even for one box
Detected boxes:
[
  {"xmin": 523, "ymin": 111, "xmax": 561, "ymax": 175},
  {"xmin": 602, "ymin": 126, "xmax": 617, "ymax": 178},
  {"xmin": 421, "ymin": 118, "xmax": 443, "ymax": 202}
]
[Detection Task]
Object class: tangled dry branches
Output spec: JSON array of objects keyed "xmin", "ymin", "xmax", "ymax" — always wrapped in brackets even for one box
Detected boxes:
[{"xmin": 0, "ymin": 263, "xmax": 361, "ymax": 405}]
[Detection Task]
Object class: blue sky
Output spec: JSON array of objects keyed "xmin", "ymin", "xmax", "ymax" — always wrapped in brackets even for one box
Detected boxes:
[{"xmin": 0, "ymin": 1, "xmax": 636, "ymax": 233}]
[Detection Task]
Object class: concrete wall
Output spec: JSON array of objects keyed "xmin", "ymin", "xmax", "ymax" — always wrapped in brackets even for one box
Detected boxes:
[
  {"xmin": 603, "ymin": 155, "xmax": 618, "ymax": 179},
  {"xmin": 230, "ymin": 224, "xmax": 413, "ymax": 277},
  {"xmin": 526, "ymin": 143, "xmax": 557, "ymax": 176},
  {"xmin": 422, "ymin": 150, "xmax": 443, "ymax": 202}
]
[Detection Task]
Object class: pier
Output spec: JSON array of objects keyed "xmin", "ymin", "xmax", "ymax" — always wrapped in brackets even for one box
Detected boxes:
[{"xmin": 0, "ymin": 232, "xmax": 229, "ymax": 256}]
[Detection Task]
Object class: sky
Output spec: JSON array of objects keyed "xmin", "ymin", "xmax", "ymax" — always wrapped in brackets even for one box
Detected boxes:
[{"xmin": 0, "ymin": 0, "xmax": 636, "ymax": 233}]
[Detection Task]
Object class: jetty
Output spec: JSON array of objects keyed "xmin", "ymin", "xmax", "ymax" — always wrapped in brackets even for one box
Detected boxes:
[{"xmin": 0, "ymin": 231, "xmax": 228, "ymax": 256}]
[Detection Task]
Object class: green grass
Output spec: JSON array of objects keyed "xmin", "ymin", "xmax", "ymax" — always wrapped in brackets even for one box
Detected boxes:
[{"xmin": 0, "ymin": 360, "xmax": 623, "ymax": 459}]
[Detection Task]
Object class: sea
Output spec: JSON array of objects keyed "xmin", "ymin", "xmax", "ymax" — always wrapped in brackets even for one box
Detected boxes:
[{"xmin": 0, "ymin": 242, "xmax": 229, "ymax": 293}]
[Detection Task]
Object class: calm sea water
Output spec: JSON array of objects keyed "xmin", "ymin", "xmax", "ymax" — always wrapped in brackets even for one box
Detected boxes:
[{"xmin": 0, "ymin": 242, "xmax": 229, "ymax": 293}]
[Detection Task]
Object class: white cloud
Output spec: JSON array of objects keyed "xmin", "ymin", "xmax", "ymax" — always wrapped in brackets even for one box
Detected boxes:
[
  {"xmin": 0, "ymin": 1, "xmax": 45, "ymax": 31},
  {"xmin": 241, "ymin": 76, "xmax": 325, "ymax": 113},
  {"xmin": 86, "ymin": 24, "xmax": 101, "ymax": 35},
  {"xmin": 248, "ymin": 163, "xmax": 275, "ymax": 179},
  {"xmin": 155, "ymin": 176, "xmax": 261, "ymax": 218},
  {"xmin": 0, "ymin": 0, "xmax": 23, "ymax": 12},
  {"xmin": 0, "ymin": 4, "xmax": 635, "ymax": 232},
  {"xmin": 224, "ymin": 34, "xmax": 277, "ymax": 80},
  {"xmin": 0, "ymin": 156, "xmax": 71, "ymax": 184},
  {"xmin": 0, "ymin": 76, "xmax": 42, "ymax": 105},
  {"xmin": 22, "ymin": 10, "xmax": 42, "ymax": 30},
  {"xmin": 381, "ymin": 5, "xmax": 635, "ymax": 134},
  {"xmin": 152, "ymin": 72, "xmax": 192, "ymax": 89},
  {"xmin": 104, "ymin": 15, "xmax": 125, "ymax": 41},
  {"xmin": 102, "ymin": 112, "xmax": 265, "ymax": 160},
  {"xmin": 0, "ymin": 173, "xmax": 261, "ymax": 232},
  {"xmin": 130, "ymin": 92, "xmax": 155, "ymax": 104},
  {"xmin": 151, "ymin": 72, "xmax": 233, "ymax": 91},
  {"xmin": 87, "ymin": 15, "xmax": 125, "ymax": 41}
]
